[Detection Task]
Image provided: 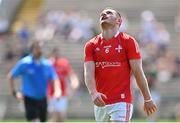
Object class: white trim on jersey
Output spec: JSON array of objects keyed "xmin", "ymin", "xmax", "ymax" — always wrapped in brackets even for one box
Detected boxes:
[{"xmin": 100, "ymin": 31, "xmax": 120, "ymax": 39}]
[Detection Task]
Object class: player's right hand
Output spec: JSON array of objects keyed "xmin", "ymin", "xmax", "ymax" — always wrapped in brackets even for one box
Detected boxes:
[
  {"xmin": 91, "ymin": 92, "xmax": 107, "ymax": 107},
  {"xmin": 14, "ymin": 91, "xmax": 24, "ymax": 101}
]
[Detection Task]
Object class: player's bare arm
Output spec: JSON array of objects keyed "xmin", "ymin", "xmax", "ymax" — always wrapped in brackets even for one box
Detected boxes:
[
  {"xmin": 53, "ymin": 79, "xmax": 62, "ymax": 99},
  {"xmin": 129, "ymin": 59, "xmax": 157, "ymax": 116},
  {"xmin": 7, "ymin": 73, "xmax": 23, "ymax": 100},
  {"xmin": 69, "ymin": 70, "xmax": 79, "ymax": 90},
  {"xmin": 84, "ymin": 61, "xmax": 107, "ymax": 107}
]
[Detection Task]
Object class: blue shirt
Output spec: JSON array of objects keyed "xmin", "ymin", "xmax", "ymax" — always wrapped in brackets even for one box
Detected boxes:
[{"xmin": 10, "ymin": 55, "xmax": 58, "ymax": 100}]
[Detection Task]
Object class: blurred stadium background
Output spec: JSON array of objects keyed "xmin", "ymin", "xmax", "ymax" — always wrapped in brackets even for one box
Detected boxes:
[{"xmin": 0, "ymin": 0, "xmax": 180, "ymax": 122}]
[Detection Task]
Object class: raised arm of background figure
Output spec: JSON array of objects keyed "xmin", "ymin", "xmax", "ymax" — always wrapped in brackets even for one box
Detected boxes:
[
  {"xmin": 84, "ymin": 61, "xmax": 107, "ymax": 107},
  {"xmin": 129, "ymin": 59, "xmax": 157, "ymax": 116}
]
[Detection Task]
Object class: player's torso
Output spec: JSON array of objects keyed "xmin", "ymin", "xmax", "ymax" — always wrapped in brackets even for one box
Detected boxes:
[
  {"xmin": 93, "ymin": 35, "xmax": 129, "ymax": 70},
  {"xmin": 23, "ymin": 62, "xmax": 50, "ymax": 82},
  {"xmin": 53, "ymin": 58, "xmax": 70, "ymax": 78},
  {"xmin": 48, "ymin": 58, "xmax": 70, "ymax": 97},
  {"xmin": 91, "ymin": 34, "xmax": 132, "ymax": 104},
  {"xmin": 21, "ymin": 61, "xmax": 51, "ymax": 98}
]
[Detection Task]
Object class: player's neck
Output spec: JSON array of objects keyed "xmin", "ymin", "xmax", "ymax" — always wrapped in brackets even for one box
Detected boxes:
[
  {"xmin": 53, "ymin": 55, "xmax": 58, "ymax": 59},
  {"xmin": 32, "ymin": 53, "xmax": 42, "ymax": 65},
  {"xmin": 101, "ymin": 27, "xmax": 119, "ymax": 40},
  {"xmin": 33, "ymin": 57, "xmax": 41, "ymax": 64}
]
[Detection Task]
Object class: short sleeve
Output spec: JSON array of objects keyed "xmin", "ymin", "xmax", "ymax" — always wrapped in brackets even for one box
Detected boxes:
[
  {"xmin": 10, "ymin": 61, "xmax": 24, "ymax": 77},
  {"xmin": 84, "ymin": 41, "xmax": 95, "ymax": 62},
  {"xmin": 126, "ymin": 36, "xmax": 141, "ymax": 60}
]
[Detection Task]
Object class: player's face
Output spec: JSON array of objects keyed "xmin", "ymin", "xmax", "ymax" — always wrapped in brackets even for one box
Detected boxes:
[
  {"xmin": 100, "ymin": 9, "xmax": 119, "ymax": 27},
  {"xmin": 32, "ymin": 42, "xmax": 42, "ymax": 58}
]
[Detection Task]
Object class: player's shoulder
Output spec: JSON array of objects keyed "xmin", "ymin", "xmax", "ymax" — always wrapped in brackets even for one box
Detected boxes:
[
  {"xmin": 58, "ymin": 58, "xmax": 69, "ymax": 64},
  {"xmin": 119, "ymin": 32, "xmax": 136, "ymax": 41},
  {"xmin": 85, "ymin": 35, "xmax": 101, "ymax": 46},
  {"xmin": 20, "ymin": 55, "xmax": 33, "ymax": 64},
  {"xmin": 42, "ymin": 58, "xmax": 52, "ymax": 66}
]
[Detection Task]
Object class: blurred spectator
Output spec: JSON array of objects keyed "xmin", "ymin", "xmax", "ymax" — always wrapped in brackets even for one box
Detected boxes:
[
  {"xmin": 39, "ymin": 10, "xmax": 94, "ymax": 43},
  {"xmin": 155, "ymin": 22, "xmax": 170, "ymax": 49},
  {"xmin": 59, "ymin": 10, "xmax": 75, "ymax": 40},
  {"xmin": 16, "ymin": 20, "xmax": 31, "ymax": 48},
  {"xmin": 4, "ymin": 45, "xmax": 15, "ymax": 61},
  {"xmin": 45, "ymin": 10, "xmax": 63, "ymax": 26},
  {"xmin": 119, "ymin": 12, "xmax": 129, "ymax": 32},
  {"xmin": 139, "ymin": 10, "xmax": 157, "ymax": 44},
  {"xmin": 34, "ymin": 23, "xmax": 56, "ymax": 42},
  {"xmin": 69, "ymin": 11, "xmax": 94, "ymax": 42},
  {"xmin": 0, "ymin": 18, "xmax": 9, "ymax": 33},
  {"xmin": 139, "ymin": 10, "xmax": 170, "ymax": 50},
  {"xmin": 156, "ymin": 50, "xmax": 177, "ymax": 83},
  {"xmin": 141, "ymin": 42, "xmax": 158, "ymax": 63}
]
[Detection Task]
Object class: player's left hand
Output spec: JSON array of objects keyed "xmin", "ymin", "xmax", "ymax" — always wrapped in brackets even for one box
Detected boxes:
[
  {"xmin": 12, "ymin": 90, "xmax": 23, "ymax": 101},
  {"xmin": 91, "ymin": 92, "xmax": 107, "ymax": 107},
  {"xmin": 144, "ymin": 100, "xmax": 157, "ymax": 116}
]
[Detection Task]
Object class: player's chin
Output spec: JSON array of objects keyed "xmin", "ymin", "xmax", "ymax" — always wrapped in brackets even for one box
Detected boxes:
[
  {"xmin": 100, "ymin": 21, "xmax": 111, "ymax": 27},
  {"xmin": 100, "ymin": 20, "xmax": 109, "ymax": 25}
]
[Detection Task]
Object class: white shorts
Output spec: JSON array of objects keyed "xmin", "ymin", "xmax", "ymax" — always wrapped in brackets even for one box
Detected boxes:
[
  {"xmin": 48, "ymin": 96, "xmax": 68, "ymax": 113},
  {"xmin": 94, "ymin": 102, "xmax": 133, "ymax": 122}
]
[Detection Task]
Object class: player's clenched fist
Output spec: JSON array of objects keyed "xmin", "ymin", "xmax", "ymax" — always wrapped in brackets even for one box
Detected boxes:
[
  {"xmin": 91, "ymin": 92, "xmax": 107, "ymax": 107},
  {"xmin": 144, "ymin": 100, "xmax": 157, "ymax": 116}
]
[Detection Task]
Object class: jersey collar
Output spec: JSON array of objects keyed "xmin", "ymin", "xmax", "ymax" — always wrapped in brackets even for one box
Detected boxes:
[
  {"xmin": 30, "ymin": 54, "xmax": 44, "ymax": 64},
  {"xmin": 100, "ymin": 31, "xmax": 120, "ymax": 40}
]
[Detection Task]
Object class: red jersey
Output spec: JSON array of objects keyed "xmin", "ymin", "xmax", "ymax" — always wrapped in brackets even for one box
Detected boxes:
[
  {"xmin": 84, "ymin": 32, "xmax": 141, "ymax": 104},
  {"xmin": 48, "ymin": 58, "xmax": 71, "ymax": 98}
]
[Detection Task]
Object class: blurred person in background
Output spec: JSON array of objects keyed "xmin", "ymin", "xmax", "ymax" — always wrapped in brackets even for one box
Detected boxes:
[
  {"xmin": 16, "ymin": 21, "xmax": 31, "ymax": 59},
  {"xmin": 155, "ymin": 22, "xmax": 170, "ymax": 49},
  {"xmin": 139, "ymin": 10, "xmax": 157, "ymax": 45},
  {"xmin": 4, "ymin": 44, "xmax": 16, "ymax": 62},
  {"xmin": 7, "ymin": 41, "xmax": 61, "ymax": 122},
  {"xmin": 34, "ymin": 22, "xmax": 56, "ymax": 42},
  {"xmin": 84, "ymin": 7, "xmax": 157, "ymax": 122},
  {"xmin": 139, "ymin": 10, "xmax": 170, "ymax": 51},
  {"xmin": 68, "ymin": 10, "xmax": 94, "ymax": 42},
  {"xmin": 48, "ymin": 47, "xmax": 79, "ymax": 122},
  {"xmin": 42, "ymin": 10, "xmax": 94, "ymax": 43},
  {"xmin": 156, "ymin": 50, "xmax": 177, "ymax": 83},
  {"xmin": 16, "ymin": 20, "xmax": 31, "ymax": 48}
]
